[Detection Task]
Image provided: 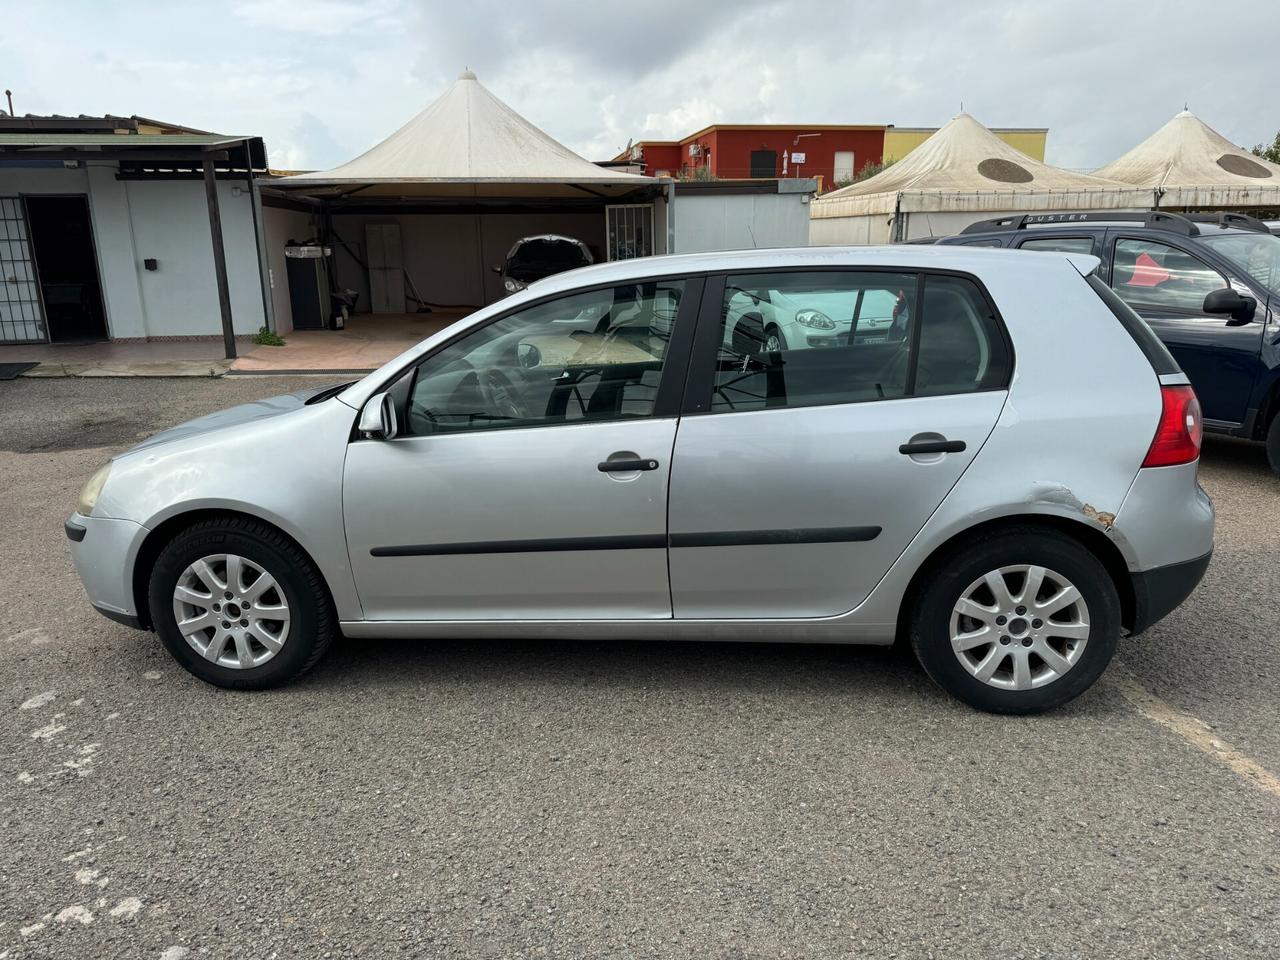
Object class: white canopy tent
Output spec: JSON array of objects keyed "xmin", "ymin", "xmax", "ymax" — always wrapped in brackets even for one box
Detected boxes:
[
  {"xmin": 280, "ymin": 69, "xmax": 658, "ymax": 199},
  {"xmin": 1095, "ymin": 110, "xmax": 1280, "ymax": 210},
  {"xmin": 261, "ymin": 71, "xmax": 670, "ymax": 316},
  {"xmin": 809, "ymin": 113, "xmax": 1149, "ymax": 244}
]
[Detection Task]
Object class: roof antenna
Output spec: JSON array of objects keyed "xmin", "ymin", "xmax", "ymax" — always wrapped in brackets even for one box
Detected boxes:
[{"xmin": 3, "ymin": 90, "xmax": 12, "ymax": 117}]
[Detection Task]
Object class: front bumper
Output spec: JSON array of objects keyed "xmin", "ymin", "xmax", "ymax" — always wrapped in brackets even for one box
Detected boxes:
[
  {"xmin": 1129, "ymin": 551, "xmax": 1212, "ymax": 636},
  {"xmin": 66, "ymin": 513, "xmax": 148, "ymax": 630}
]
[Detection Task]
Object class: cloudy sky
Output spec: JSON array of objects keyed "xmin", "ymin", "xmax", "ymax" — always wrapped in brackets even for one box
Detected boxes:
[{"xmin": 2, "ymin": 0, "xmax": 1277, "ymax": 172}]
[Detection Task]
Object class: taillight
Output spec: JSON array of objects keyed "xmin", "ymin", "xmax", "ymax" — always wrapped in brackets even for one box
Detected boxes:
[{"xmin": 1142, "ymin": 384, "xmax": 1202, "ymax": 468}]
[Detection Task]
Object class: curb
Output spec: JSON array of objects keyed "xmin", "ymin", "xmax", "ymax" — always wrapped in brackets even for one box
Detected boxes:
[{"xmin": 21, "ymin": 360, "xmax": 234, "ymax": 378}]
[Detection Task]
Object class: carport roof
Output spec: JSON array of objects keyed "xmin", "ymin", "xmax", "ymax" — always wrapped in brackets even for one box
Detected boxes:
[
  {"xmin": 271, "ymin": 70, "xmax": 657, "ymax": 198},
  {"xmin": 0, "ymin": 133, "xmax": 250, "ymax": 147}
]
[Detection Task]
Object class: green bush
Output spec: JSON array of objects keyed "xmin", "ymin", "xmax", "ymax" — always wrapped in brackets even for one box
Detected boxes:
[{"xmin": 253, "ymin": 326, "xmax": 285, "ymax": 347}]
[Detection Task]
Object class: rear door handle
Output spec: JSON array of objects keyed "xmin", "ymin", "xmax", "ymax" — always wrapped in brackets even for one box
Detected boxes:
[
  {"xmin": 598, "ymin": 457, "xmax": 660, "ymax": 472},
  {"xmin": 899, "ymin": 438, "xmax": 966, "ymax": 455}
]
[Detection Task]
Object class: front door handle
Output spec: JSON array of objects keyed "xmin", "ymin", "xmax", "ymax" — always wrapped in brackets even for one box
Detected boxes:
[
  {"xmin": 598, "ymin": 457, "xmax": 660, "ymax": 473},
  {"xmin": 899, "ymin": 438, "xmax": 966, "ymax": 455}
]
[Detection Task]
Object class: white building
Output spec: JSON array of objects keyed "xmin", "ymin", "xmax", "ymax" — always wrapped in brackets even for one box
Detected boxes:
[{"xmin": 0, "ymin": 114, "xmax": 268, "ymax": 351}]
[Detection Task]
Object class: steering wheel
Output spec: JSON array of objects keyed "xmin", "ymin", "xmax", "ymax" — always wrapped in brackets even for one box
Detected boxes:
[{"xmin": 480, "ymin": 368, "xmax": 527, "ymax": 422}]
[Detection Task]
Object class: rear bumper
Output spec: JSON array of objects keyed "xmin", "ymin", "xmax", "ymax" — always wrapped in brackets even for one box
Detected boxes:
[{"xmin": 1129, "ymin": 551, "xmax": 1211, "ymax": 636}]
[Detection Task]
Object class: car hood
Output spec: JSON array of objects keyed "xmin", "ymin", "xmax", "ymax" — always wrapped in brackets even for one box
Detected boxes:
[{"xmin": 127, "ymin": 384, "xmax": 344, "ymax": 454}]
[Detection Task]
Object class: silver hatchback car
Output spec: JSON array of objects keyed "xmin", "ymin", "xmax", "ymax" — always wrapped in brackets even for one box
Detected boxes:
[{"xmin": 67, "ymin": 247, "xmax": 1214, "ymax": 713}]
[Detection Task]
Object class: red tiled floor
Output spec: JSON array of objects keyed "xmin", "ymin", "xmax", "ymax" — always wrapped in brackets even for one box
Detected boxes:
[
  {"xmin": 231, "ymin": 312, "xmax": 466, "ymax": 373},
  {"xmin": 0, "ymin": 311, "xmax": 470, "ymax": 375}
]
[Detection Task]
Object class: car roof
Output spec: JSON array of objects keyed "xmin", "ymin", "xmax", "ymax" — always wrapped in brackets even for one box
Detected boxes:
[{"xmin": 523, "ymin": 244, "xmax": 1100, "ymax": 298}]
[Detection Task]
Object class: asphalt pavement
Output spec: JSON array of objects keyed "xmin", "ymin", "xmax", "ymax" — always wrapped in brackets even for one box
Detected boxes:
[{"xmin": 1, "ymin": 375, "xmax": 1277, "ymax": 959}]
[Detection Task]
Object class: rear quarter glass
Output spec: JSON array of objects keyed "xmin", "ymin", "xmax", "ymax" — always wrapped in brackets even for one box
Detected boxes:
[{"xmin": 1085, "ymin": 274, "xmax": 1181, "ymax": 376}]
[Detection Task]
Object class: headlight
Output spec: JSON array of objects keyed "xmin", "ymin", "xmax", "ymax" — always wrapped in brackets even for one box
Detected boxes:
[
  {"xmin": 795, "ymin": 309, "xmax": 835, "ymax": 329},
  {"xmin": 503, "ymin": 277, "xmax": 524, "ymax": 293},
  {"xmin": 77, "ymin": 462, "xmax": 112, "ymax": 517}
]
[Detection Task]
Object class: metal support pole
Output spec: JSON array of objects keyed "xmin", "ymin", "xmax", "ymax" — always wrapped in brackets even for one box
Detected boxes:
[
  {"xmin": 203, "ymin": 154, "xmax": 237, "ymax": 359},
  {"xmin": 244, "ymin": 141, "xmax": 275, "ymax": 333}
]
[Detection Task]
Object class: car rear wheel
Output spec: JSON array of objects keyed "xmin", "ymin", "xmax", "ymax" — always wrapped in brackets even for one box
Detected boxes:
[
  {"xmin": 909, "ymin": 529, "xmax": 1120, "ymax": 714},
  {"xmin": 148, "ymin": 516, "xmax": 337, "ymax": 689},
  {"xmin": 1266, "ymin": 412, "xmax": 1280, "ymax": 476}
]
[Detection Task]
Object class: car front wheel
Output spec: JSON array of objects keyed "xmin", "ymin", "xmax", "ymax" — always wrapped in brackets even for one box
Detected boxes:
[
  {"xmin": 909, "ymin": 529, "xmax": 1120, "ymax": 714},
  {"xmin": 148, "ymin": 516, "xmax": 337, "ymax": 689}
]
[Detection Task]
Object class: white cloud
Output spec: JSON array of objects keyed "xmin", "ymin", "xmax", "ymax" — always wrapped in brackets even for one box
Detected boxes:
[{"xmin": 2, "ymin": 0, "xmax": 1278, "ymax": 172}]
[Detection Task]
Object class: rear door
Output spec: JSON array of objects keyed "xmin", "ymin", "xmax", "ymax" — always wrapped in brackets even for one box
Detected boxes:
[
  {"xmin": 667, "ymin": 269, "xmax": 1012, "ymax": 619},
  {"xmin": 1107, "ymin": 233, "xmax": 1263, "ymax": 425}
]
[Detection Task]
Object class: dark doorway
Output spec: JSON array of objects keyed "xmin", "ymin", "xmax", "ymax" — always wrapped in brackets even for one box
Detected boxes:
[
  {"xmin": 25, "ymin": 196, "xmax": 108, "ymax": 342},
  {"xmin": 750, "ymin": 150, "xmax": 778, "ymax": 179}
]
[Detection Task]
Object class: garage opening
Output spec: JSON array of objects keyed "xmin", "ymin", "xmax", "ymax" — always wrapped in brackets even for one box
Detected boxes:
[
  {"xmin": 261, "ymin": 70, "xmax": 667, "ymax": 348},
  {"xmin": 25, "ymin": 196, "xmax": 108, "ymax": 342}
]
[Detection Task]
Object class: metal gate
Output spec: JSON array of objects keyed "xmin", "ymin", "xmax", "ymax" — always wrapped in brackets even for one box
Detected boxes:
[
  {"xmin": 0, "ymin": 197, "xmax": 47, "ymax": 343},
  {"xmin": 605, "ymin": 204, "xmax": 655, "ymax": 261}
]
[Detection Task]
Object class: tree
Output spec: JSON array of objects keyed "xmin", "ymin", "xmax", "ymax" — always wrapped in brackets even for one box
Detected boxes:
[
  {"xmin": 1251, "ymin": 130, "xmax": 1280, "ymax": 165},
  {"xmin": 834, "ymin": 157, "xmax": 896, "ymax": 189}
]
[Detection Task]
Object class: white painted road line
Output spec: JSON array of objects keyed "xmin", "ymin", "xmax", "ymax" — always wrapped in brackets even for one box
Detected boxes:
[{"xmin": 1110, "ymin": 661, "xmax": 1280, "ymax": 800}]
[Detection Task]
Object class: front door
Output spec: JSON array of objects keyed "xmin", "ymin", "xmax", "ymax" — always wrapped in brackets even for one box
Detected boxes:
[
  {"xmin": 343, "ymin": 277, "xmax": 698, "ymax": 621},
  {"xmin": 25, "ymin": 196, "xmax": 108, "ymax": 342},
  {"xmin": 668, "ymin": 270, "xmax": 1012, "ymax": 619},
  {"xmin": 1108, "ymin": 234, "xmax": 1263, "ymax": 426},
  {"xmin": 749, "ymin": 150, "xmax": 778, "ymax": 179}
]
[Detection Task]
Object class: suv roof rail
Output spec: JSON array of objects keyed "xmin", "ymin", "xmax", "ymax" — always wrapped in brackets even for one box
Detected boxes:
[
  {"xmin": 1182, "ymin": 212, "xmax": 1272, "ymax": 234},
  {"xmin": 959, "ymin": 210, "xmax": 1202, "ymax": 236}
]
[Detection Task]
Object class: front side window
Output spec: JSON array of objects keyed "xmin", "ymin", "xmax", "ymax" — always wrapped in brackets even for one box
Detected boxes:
[
  {"xmin": 1111, "ymin": 238, "xmax": 1226, "ymax": 312},
  {"xmin": 1199, "ymin": 231, "xmax": 1280, "ymax": 299},
  {"xmin": 1018, "ymin": 236, "xmax": 1095, "ymax": 255},
  {"xmin": 403, "ymin": 280, "xmax": 684, "ymax": 435}
]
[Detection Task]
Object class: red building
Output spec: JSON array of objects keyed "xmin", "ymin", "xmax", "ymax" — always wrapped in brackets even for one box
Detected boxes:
[{"xmin": 616, "ymin": 124, "xmax": 888, "ymax": 187}]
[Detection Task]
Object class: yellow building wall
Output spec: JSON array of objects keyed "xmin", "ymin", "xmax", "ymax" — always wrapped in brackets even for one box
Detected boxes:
[{"xmin": 883, "ymin": 129, "xmax": 1047, "ymax": 164}]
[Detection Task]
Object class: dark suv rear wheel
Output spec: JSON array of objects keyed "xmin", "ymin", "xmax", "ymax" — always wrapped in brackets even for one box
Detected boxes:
[
  {"xmin": 910, "ymin": 529, "xmax": 1120, "ymax": 714},
  {"xmin": 1266, "ymin": 412, "xmax": 1280, "ymax": 476}
]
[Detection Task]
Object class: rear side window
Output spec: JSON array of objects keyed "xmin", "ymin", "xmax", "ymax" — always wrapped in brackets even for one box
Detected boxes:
[
  {"xmin": 707, "ymin": 270, "xmax": 1011, "ymax": 413},
  {"xmin": 1018, "ymin": 236, "xmax": 1095, "ymax": 255},
  {"xmin": 913, "ymin": 275, "xmax": 1012, "ymax": 397},
  {"xmin": 1085, "ymin": 274, "xmax": 1180, "ymax": 376}
]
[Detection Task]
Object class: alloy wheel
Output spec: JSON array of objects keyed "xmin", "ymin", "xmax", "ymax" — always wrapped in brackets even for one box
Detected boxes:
[
  {"xmin": 948, "ymin": 564, "xmax": 1090, "ymax": 691},
  {"xmin": 171, "ymin": 553, "xmax": 291, "ymax": 669}
]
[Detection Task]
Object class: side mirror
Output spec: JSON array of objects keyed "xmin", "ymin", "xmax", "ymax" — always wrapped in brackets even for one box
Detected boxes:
[
  {"xmin": 358, "ymin": 392, "xmax": 398, "ymax": 439},
  {"xmin": 491, "ymin": 265, "xmax": 503, "ymax": 274},
  {"xmin": 1203, "ymin": 287, "xmax": 1257, "ymax": 325}
]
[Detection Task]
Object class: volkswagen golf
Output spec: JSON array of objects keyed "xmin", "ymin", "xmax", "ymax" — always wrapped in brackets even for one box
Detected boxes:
[{"xmin": 67, "ymin": 246, "xmax": 1214, "ymax": 714}]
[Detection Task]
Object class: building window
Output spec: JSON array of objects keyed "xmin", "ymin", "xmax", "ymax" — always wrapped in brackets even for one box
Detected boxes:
[{"xmin": 834, "ymin": 151, "xmax": 855, "ymax": 183}]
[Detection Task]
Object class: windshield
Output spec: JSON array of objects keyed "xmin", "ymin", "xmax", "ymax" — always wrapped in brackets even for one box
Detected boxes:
[{"xmin": 1201, "ymin": 232, "xmax": 1280, "ymax": 299}]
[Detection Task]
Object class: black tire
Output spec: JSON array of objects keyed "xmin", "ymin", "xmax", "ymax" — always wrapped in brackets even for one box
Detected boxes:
[
  {"xmin": 764, "ymin": 324, "xmax": 787, "ymax": 352},
  {"xmin": 148, "ymin": 516, "xmax": 337, "ymax": 689},
  {"xmin": 1266, "ymin": 413, "xmax": 1280, "ymax": 477},
  {"xmin": 909, "ymin": 528, "xmax": 1120, "ymax": 715}
]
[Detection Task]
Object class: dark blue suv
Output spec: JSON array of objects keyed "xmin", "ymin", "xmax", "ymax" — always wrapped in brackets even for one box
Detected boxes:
[{"xmin": 937, "ymin": 211, "xmax": 1280, "ymax": 473}]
